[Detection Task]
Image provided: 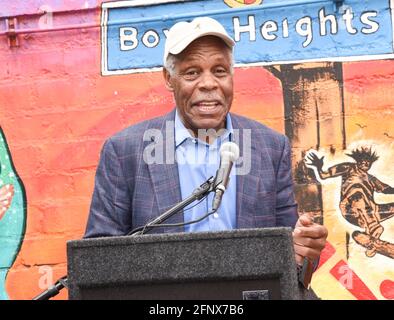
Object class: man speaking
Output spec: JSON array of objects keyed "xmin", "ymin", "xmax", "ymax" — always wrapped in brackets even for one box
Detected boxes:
[{"xmin": 85, "ymin": 17, "xmax": 327, "ymax": 288}]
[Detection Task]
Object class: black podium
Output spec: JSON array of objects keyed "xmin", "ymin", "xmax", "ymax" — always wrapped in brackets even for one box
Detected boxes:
[{"xmin": 67, "ymin": 227, "xmax": 304, "ymax": 300}]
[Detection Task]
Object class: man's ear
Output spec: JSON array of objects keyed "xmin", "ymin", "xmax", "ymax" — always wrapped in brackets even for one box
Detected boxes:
[{"xmin": 163, "ymin": 68, "xmax": 174, "ymax": 92}]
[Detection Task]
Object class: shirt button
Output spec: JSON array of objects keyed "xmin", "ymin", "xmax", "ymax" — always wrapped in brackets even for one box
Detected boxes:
[
  {"xmin": 192, "ymin": 139, "xmax": 197, "ymax": 144},
  {"xmin": 213, "ymin": 212, "xmax": 219, "ymax": 219}
]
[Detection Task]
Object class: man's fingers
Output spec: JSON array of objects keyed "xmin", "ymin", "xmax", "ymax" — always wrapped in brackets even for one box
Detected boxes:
[
  {"xmin": 293, "ymin": 221, "xmax": 328, "ymax": 264},
  {"xmin": 295, "ymin": 253, "xmax": 304, "ymax": 265},
  {"xmin": 293, "ymin": 243, "xmax": 321, "ymax": 261},
  {"xmin": 296, "ymin": 214, "xmax": 314, "ymax": 227},
  {"xmin": 294, "ymin": 224, "xmax": 327, "ymax": 239},
  {"xmin": 293, "ymin": 236, "xmax": 326, "ymax": 252},
  {"xmin": 293, "ymin": 225, "xmax": 327, "ymax": 250}
]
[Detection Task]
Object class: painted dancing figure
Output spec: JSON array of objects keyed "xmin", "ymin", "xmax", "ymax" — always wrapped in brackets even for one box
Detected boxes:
[{"xmin": 306, "ymin": 147, "xmax": 394, "ymax": 258}]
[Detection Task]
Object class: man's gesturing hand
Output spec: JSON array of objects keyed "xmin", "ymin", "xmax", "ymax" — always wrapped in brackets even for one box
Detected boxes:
[{"xmin": 293, "ymin": 213, "xmax": 328, "ymax": 266}]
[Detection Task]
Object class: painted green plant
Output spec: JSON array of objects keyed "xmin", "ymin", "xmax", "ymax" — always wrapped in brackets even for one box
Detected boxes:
[{"xmin": 0, "ymin": 128, "xmax": 26, "ymax": 300}]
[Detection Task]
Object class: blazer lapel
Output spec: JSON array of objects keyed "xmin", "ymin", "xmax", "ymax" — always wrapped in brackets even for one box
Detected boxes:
[
  {"xmin": 232, "ymin": 114, "xmax": 259, "ymax": 229},
  {"xmin": 147, "ymin": 110, "xmax": 184, "ymax": 233}
]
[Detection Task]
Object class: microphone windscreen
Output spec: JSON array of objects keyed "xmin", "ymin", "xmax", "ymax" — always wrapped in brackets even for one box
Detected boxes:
[{"xmin": 220, "ymin": 142, "xmax": 240, "ymax": 162}]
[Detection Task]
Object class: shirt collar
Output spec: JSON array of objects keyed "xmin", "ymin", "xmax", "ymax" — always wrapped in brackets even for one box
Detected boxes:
[{"xmin": 174, "ymin": 109, "xmax": 234, "ymax": 148}]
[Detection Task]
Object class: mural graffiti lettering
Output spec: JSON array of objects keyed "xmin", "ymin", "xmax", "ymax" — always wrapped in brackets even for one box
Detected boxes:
[
  {"xmin": 102, "ymin": 0, "xmax": 393, "ymax": 74},
  {"xmin": 119, "ymin": 9, "xmax": 379, "ymax": 51}
]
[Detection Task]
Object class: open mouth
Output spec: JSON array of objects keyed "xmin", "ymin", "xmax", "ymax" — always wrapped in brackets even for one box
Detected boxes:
[{"xmin": 194, "ymin": 101, "xmax": 221, "ymax": 112}]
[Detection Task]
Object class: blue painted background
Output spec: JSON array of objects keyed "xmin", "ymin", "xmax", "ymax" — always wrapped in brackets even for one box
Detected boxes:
[{"xmin": 103, "ymin": 0, "xmax": 393, "ymax": 72}]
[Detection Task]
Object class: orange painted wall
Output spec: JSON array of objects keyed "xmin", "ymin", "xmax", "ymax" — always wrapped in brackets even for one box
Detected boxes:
[
  {"xmin": 0, "ymin": 2, "xmax": 284, "ymax": 299},
  {"xmin": 1, "ymin": 1, "xmax": 393, "ymax": 300}
]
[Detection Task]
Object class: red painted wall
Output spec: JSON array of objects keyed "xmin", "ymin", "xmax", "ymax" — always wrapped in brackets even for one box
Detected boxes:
[
  {"xmin": 1, "ymin": 1, "xmax": 393, "ymax": 300},
  {"xmin": 0, "ymin": 1, "xmax": 285, "ymax": 299}
]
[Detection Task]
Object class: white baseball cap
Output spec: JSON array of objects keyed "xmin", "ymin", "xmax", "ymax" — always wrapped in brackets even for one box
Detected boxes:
[{"xmin": 163, "ymin": 17, "xmax": 235, "ymax": 65}]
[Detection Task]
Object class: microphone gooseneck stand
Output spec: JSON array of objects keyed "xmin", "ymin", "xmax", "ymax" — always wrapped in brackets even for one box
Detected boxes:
[
  {"xmin": 33, "ymin": 176, "xmax": 217, "ymax": 300},
  {"xmin": 128, "ymin": 176, "xmax": 215, "ymax": 236},
  {"xmin": 32, "ymin": 276, "xmax": 69, "ymax": 300}
]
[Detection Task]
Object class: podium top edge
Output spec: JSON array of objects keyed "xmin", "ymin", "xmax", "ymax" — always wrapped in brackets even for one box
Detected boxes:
[{"xmin": 67, "ymin": 227, "xmax": 293, "ymax": 248}]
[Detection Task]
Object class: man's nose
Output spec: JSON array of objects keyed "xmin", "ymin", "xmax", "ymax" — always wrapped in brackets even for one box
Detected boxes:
[{"xmin": 198, "ymin": 71, "xmax": 218, "ymax": 90}]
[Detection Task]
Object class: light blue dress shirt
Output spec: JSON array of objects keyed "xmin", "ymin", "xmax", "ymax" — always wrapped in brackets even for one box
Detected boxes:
[{"xmin": 175, "ymin": 110, "xmax": 237, "ymax": 232}]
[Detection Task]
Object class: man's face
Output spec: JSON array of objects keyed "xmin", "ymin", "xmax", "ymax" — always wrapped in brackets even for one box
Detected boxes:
[{"xmin": 164, "ymin": 36, "xmax": 234, "ymax": 136}]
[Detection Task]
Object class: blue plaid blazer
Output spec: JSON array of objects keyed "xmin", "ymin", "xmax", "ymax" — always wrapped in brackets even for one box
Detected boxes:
[{"xmin": 84, "ymin": 109, "xmax": 298, "ymax": 238}]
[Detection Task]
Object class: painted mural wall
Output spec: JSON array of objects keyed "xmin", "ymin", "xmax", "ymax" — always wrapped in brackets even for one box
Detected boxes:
[{"xmin": 0, "ymin": 0, "xmax": 393, "ymax": 299}]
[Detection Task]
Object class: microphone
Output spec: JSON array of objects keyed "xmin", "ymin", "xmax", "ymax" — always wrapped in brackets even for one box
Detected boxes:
[{"xmin": 212, "ymin": 142, "xmax": 240, "ymax": 212}]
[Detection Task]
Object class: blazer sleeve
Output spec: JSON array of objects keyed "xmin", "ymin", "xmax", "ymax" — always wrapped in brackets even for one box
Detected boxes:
[
  {"xmin": 84, "ymin": 138, "xmax": 132, "ymax": 238},
  {"xmin": 275, "ymin": 136, "xmax": 299, "ymax": 228}
]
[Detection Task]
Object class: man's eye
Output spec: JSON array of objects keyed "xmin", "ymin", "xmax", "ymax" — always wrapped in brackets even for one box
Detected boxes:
[
  {"xmin": 183, "ymin": 70, "xmax": 199, "ymax": 80},
  {"xmin": 215, "ymin": 68, "xmax": 228, "ymax": 76},
  {"xmin": 185, "ymin": 70, "xmax": 198, "ymax": 76}
]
